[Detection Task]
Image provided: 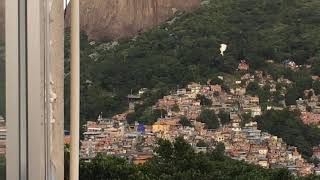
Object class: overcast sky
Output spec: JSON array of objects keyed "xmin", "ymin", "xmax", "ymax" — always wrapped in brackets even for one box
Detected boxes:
[{"xmin": 64, "ymin": 0, "xmax": 70, "ymax": 9}]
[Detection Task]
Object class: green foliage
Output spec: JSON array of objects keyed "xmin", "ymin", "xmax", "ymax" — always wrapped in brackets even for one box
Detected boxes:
[
  {"xmin": 313, "ymin": 80, "xmax": 320, "ymax": 95},
  {"xmin": 0, "ymin": 156, "xmax": 5, "ymax": 180},
  {"xmin": 125, "ymin": 88, "xmax": 169, "ymax": 125},
  {"xmin": 127, "ymin": 107, "xmax": 167, "ymax": 125},
  {"xmin": 171, "ymin": 104, "xmax": 180, "ymax": 112},
  {"xmin": 218, "ymin": 110, "xmax": 231, "ymax": 125},
  {"xmin": 196, "ymin": 94, "xmax": 212, "ymax": 107},
  {"xmin": 79, "ymin": 137, "xmax": 303, "ymax": 180},
  {"xmin": 256, "ymin": 110, "xmax": 320, "ymax": 157},
  {"xmin": 246, "ymin": 81, "xmax": 260, "ymax": 96},
  {"xmin": 196, "ymin": 140, "xmax": 208, "ymax": 147},
  {"xmin": 241, "ymin": 112, "xmax": 252, "ymax": 127},
  {"xmin": 64, "ymin": 0, "xmax": 320, "ymax": 178},
  {"xmin": 198, "ymin": 109, "xmax": 219, "ymax": 129},
  {"xmin": 179, "ymin": 116, "xmax": 192, "ymax": 127},
  {"xmin": 285, "ymin": 87, "xmax": 300, "ymax": 106},
  {"xmin": 246, "ymin": 82, "xmax": 271, "ymax": 106},
  {"xmin": 311, "ymin": 62, "xmax": 320, "ymax": 76},
  {"xmin": 273, "ymin": 90, "xmax": 285, "ymax": 105},
  {"xmin": 126, "ymin": 112, "xmax": 138, "ymax": 125},
  {"xmin": 210, "ymin": 76, "xmax": 224, "ymax": 85},
  {"xmin": 80, "ymin": 155, "xmax": 140, "ymax": 180},
  {"xmin": 283, "ymin": 71, "xmax": 314, "ymax": 106},
  {"xmin": 214, "ymin": 143, "xmax": 225, "ymax": 155},
  {"xmin": 0, "ymin": 42, "xmax": 5, "ymax": 118},
  {"xmin": 65, "ymin": 0, "xmax": 320, "ymax": 124}
]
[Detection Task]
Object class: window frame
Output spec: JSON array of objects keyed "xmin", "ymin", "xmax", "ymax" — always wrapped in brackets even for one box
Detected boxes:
[
  {"xmin": 6, "ymin": 0, "xmax": 25, "ymax": 179},
  {"xmin": 6, "ymin": 0, "xmax": 56, "ymax": 179}
]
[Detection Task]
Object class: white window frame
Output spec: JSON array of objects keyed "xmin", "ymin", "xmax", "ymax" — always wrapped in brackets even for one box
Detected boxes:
[
  {"xmin": 6, "ymin": 0, "xmax": 64, "ymax": 179},
  {"xmin": 6, "ymin": 0, "xmax": 22, "ymax": 179}
]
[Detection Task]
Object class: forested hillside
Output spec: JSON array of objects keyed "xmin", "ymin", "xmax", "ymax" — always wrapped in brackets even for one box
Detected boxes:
[
  {"xmin": 65, "ymin": 0, "xmax": 320, "ymax": 124},
  {"xmin": 0, "ymin": 42, "xmax": 5, "ymax": 117},
  {"xmin": 256, "ymin": 110, "xmax": 320, "ymax": 158}
]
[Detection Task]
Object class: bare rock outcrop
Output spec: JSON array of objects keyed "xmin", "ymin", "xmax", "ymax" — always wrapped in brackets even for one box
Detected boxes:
[{"xmin": 65, "ymin": 0, "xmax": 200, "ymax": 40}]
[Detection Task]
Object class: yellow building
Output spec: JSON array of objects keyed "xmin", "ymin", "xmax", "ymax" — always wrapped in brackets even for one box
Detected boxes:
[{"xmin": 152, "ymin": 118, "xmax": 179, "ymax": 133}]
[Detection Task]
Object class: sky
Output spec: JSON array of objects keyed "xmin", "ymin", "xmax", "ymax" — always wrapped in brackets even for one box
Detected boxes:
[{"xmin": 64, "ymin": 0, "xmax": 70, "ymax": 9}]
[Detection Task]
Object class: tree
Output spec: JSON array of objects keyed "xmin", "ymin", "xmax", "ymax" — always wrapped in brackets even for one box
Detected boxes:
[
  {"xmin": 271, "ymin": 168, "xmax": 295, "ymax": 180},
  {"xmin": 65, "ymin": 0, "xmax": 320, "ymax": 126},
  {"xmin": 246, "ymin": 81, "xmax": 260, "ymax": 96},
  {"xmin": 273, "ymin": 90, "xmax": 285, "ymax": 105},
  {"xmin": 212, "ymin": 142, "xmax": 225, "ymax": 160},
  {"xmin": 311, "ymin": 63, "xmax": 320, "ymax": 76},
  {"xmin": 313, "ymin": 81, "xmax": 320, "ymax": 95},
  {"xmin": 196, "ymin": 94, "xmax": 212, "ymax": 107},
  {"xmin": 221, "ymin": 84, "xmax": 230, "ymax": 93},
  {"xmin": 0, "ymin": 42, "xmax": 5, "ymax": 118},
  {"xmin": 126, "ymin": 112, "xmax": 138, "ymax": 125},
  {"xmin": 210, "ymin": 77, "xmax": 223, "ymax": 85},
  {"xmin": 307, "ymin": 91, "xmax": 313, "ymax": 99},
  {"xmin": 78, "ymin": 137, "xmax": 315, "ymax": 179},
  {"xmin": 241, "ymin": 112, "xmax": 252, "ymax": 127},
  {"xmin": 198, "ymin": 109, "xmax": 219, "ymax": 129},
  {"xmin": 218, "ymin": 110, "xmax": 231, "ymax": 125},
  {"xmin": 154, "ymin": 139, "xmax": 174, "ymax": 161},
  {"xmin": 0, "ymin": 156, "xmax": 5, "ymax": 180},
  {"xmin": 138, "ymin": 108, "xmax": 167, "ymax": 125},
  {"xmin": 171, "ymin": 104, "xmax": 180, "ymax": 112},
  {"xmin": 285, "ymin": 87, "xmax": 299, "ymax": 106},
  {"xmin": 215, "ymin": 143, "xmax": 225, "ymax": 154},
  {"xmin": 256, "ymin": 110, "xmax": 320, "ymax": 157},
  {"xmin": 179, "ymin": 116, "xmax": 192, "ymax": 127},
  {"xmin": 259, "ymin": 85, "xmax": 271, "ymax": 105},
  {"xmin": 196, "ymin": 140, "xmax": 208, "ymax": 147},
  {"xmin": 80, "ymin": 155, "xmax": 140, "ymax": 180}
]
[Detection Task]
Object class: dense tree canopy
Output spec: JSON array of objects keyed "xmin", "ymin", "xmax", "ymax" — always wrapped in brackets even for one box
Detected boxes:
[
  {"xmin": 198, "ymin": 109, "xmax": 219, "ymax": 129},
  {"xmin": 0, "ymin": 156, "xmax": 5, "ymax": 180},
  {"xmin": 64, "ymin": 0, "xmax": 320, "ymax": 125},
  {"xmin": 0, "ymin": 42, "xmax": 5, "ymax": 118},
  {"xmin": 246, "ymin": 82, "xmax": 260, "ymax": 96},
  {"xmin": 313, "ymin": 81, "xmax": 320, "ymax": 95},
  {"xmin": 218, "ymin": 110, "xmax": 231, "ymax": 125},
  {"xmin": 256, "ymin": 110, "xmax": 320, "ymax": 157},
  {"xmin": 179, "ymin": 116, "xmax": 193, "ymax": 127},
  {"xmin": 196, "ymin": 94, "xmax": 212, "ymax": 107},
  {"xmin": 78, "ymin": 137, "xmax": 307, "ymax": 180}
]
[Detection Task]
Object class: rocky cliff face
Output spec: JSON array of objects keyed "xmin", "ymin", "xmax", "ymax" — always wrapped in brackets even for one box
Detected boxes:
[
  {"xmin": 0, "ymin": 0, "xmax": 4, "ymax": 41},
  {"xmin": 65, "ymin": 0, "xmax": 200, "ymax": 40}
]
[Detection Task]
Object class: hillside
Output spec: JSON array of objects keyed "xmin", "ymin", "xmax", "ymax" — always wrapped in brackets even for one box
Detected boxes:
[
  {"xmin": 0, "ymin": 42, "xmax": 4, "ymax": 117},
  {"xmin": 0, "ymin": 0, "xmax": 4, "ymax": 41},
  {"xmin": 78, "ymin": 138, "xmax": 300, "ymax": 180},
  {"xmin": 64, "ymin": 0, "xmax": 201, "ymax": 40},
  {"xmin": 64, "ymin": 0, "xmax": 320, "ymax": 124},
  {"xmin": 256, "ymin": 110, "xmax": 320, "ymax": 158}
]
